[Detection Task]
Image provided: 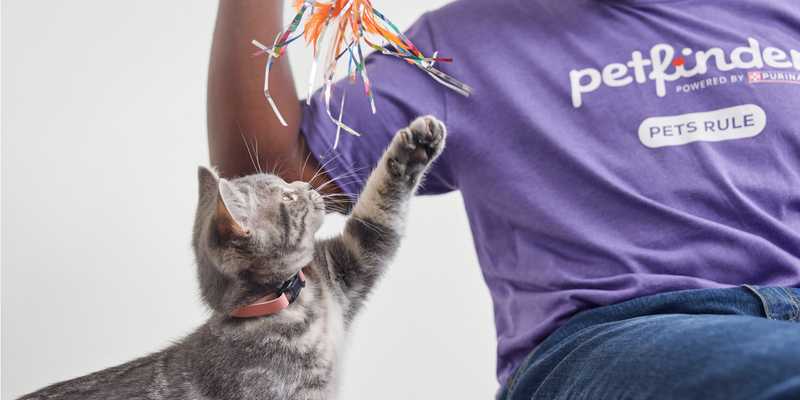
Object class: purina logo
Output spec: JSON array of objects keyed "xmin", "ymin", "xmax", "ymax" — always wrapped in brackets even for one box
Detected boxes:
[
  {"xmin": 749, "ymin": 71, "xmax": 765, "ymax": 83},
  {"xmin": 569, "ymin": 38, "xmax": 800, "ymax": 108},
  {"xmin": 747, "ymin": 70, "xmax": 800, "ymax": 84}
]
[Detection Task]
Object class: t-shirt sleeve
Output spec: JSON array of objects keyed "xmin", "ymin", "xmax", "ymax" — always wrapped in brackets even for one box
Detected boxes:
[{"xmin": 300, "ymin": 13, "xmax": 457, "ymax": 197}]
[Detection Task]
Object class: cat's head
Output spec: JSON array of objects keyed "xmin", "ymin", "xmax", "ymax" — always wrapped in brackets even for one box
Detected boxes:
[{"xmin": 192, "ymin": 166, "xmax": 325, "ymax": 314}]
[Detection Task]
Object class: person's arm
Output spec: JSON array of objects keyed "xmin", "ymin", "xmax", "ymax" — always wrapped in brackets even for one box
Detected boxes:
[{"xmin": 207, "ymin": 0, "xmax": 338, "ymax": 192}]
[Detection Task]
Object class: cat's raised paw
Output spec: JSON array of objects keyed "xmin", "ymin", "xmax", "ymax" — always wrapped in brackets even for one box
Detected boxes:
[
  {"xmin": 405, "ymin": 116, "xmax": 446, "ymax": 162},
  {"xmin": 387, "ymin": 116, "xmax": 446, "ymax": 179}
]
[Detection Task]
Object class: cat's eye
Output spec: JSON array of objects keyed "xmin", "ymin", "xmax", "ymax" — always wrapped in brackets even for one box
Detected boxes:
[{"xmin": 282, "ymin": 192, "xmax": 298, "ymax": 202}]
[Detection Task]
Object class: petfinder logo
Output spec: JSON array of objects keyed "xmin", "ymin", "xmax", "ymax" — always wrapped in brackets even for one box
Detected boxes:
[{"xmin": 569, "ymin": 38, "xmax": 800, "ymax": 108}]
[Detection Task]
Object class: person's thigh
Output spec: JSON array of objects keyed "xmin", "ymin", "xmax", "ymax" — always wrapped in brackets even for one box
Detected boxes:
[{"xmin": 510, "ymin": 314, "xmax": 800, "ymax": 400}]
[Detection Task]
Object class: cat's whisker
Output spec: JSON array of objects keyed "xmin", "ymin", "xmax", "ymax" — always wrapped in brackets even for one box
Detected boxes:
[
  {"xmin": 321, "ymin": 192, "xmax": 357, "ymax": 199},
  {"xmin": 270, "ymin": 157, "xmax": 290, "ymax": 178},
  {"xmin": 317, "ymin": 181, "xmax": 362, "ymax": 195},
  {"xmin": 349, "ymin": 216, "xmax": 386, "ymax": 233},
  {"xmin": 238, "ymin": 122, "xmax": 260, "ymax": 175},
  {"xmin": 324, "ymin": 204, "xmax": 353, "ymax": 215},
  {"xmin": 254, "ymin": 135, "xmax": 263, "ymax": 174},
  {"xmin": 312, "ymin": 165, "xmax": 370, "ymax": 192},
  {"xmin": 317, "ymin": 181, "xmax": 359, "ymax": 196},
  {"xmin": 315, "ymin": 174, "xmax": 363, "ymax": 193},
  {"xmin": 322, "ymin": 198, "xmax": 356, "ymax": 206},
  {"xmin": 309, "ymin": 153, "xmax": 346, "ymax": 185},
  {"xmin": 307, "ymin": 160, "xmax": 328, "ymax": 184},
  {"xmin": 324, "ymin": 201, "xmax": 352, "ymax": 208},
  {"xmin": 320, "ymin": 187, "xmax": 358, "ymax": 198},
  {"xmin": 299, "ymin": 151, "xmax": 313, "ymax": 178}
]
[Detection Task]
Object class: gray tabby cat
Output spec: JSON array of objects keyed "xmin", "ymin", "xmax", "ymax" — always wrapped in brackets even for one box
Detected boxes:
[{"xmin": 19, "ymin": 116, "xmax": 446, "ymax": 400}]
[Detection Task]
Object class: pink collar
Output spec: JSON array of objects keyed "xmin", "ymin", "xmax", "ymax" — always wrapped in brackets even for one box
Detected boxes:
[{"xmin": 231, "ymin": 271, "xmax": 306, "ymax": 318}]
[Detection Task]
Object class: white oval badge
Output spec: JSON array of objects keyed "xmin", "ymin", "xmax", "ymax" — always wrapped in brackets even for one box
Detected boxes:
[{"xmin": 638, "ymin": 104, "xmax": 766, "ymax": 148}]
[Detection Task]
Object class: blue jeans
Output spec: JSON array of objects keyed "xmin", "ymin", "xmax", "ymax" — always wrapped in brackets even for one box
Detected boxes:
[{"xmin": 500, "ymin": 286, "xmax": 800, "ymax": 400}]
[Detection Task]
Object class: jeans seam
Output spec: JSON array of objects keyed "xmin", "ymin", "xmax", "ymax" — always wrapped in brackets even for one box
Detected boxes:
[
  {"xmin": 781, "ymin": 287, "xmax": 800, "ymax": 322},
  {"xmin": 505, "ymin": 343, "xmax": 544, "ymax": 397},
  {"xmin": 504, "ymin": 362, "xmax": 523, "ymax": 396},
  {"xmin": 743, "ymin": 284, "xmax": 773, "ymax": 320}
]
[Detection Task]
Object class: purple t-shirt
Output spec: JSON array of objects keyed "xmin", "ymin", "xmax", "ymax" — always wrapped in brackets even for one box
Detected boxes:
[{"xmin": 301, "ymin": 0, "xmax": 800, "ymax": 385}]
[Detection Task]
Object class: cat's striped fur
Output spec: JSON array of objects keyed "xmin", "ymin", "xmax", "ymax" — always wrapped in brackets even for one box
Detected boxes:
[{"xmin": 19, "ymin": 116, "xmax": 446, "ymax": 400}]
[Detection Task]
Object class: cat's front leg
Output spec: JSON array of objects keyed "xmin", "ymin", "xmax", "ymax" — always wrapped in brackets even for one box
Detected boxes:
[
  {"xmin": 351, "ymin": 115, "xmax": 446, "ymax": 231},
  {"xmin": 322, "ymin": 116, "xmax": 446, "ymax": 314}
]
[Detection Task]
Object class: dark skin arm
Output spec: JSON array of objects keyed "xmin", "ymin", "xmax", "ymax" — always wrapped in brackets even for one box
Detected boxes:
[{"xmin": 207, "ymin": 0, "xmax": 341, "ymax": 194}]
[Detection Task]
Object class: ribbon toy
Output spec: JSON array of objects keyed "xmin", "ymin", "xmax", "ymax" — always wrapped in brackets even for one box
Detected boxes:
[{"xmin": 252, "ymin": 0, "xmax": 472, "ymax": 148}]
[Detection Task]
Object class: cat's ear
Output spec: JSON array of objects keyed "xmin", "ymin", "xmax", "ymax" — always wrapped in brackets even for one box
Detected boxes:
[
  {"xmin": 198, "ymin": 166, "xmax": 220, "ymax": 200},
  {"xmin": 197, "ymin": 166, "xmax": 250, "ymax": 239},
  {"xmin": 215, "ymin": 179, "xmax": 251, "ymax": 238}
]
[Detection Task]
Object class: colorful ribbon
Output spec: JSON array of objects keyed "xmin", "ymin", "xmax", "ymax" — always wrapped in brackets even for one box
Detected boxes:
[{"xmin": 252, "ymin": 0, "xmax": 472, "ymax": 142}]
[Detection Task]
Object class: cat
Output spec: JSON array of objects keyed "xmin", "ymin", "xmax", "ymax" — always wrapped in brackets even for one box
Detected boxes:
[{"xmin": 18, "ymin": 115, "xmax": 446, "ymax": 400}]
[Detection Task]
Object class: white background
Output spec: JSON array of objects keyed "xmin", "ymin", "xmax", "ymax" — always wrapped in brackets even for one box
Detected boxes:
[{"xmin": 1, "ymin": 1, "xmax": 497, "ymax": 399}]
